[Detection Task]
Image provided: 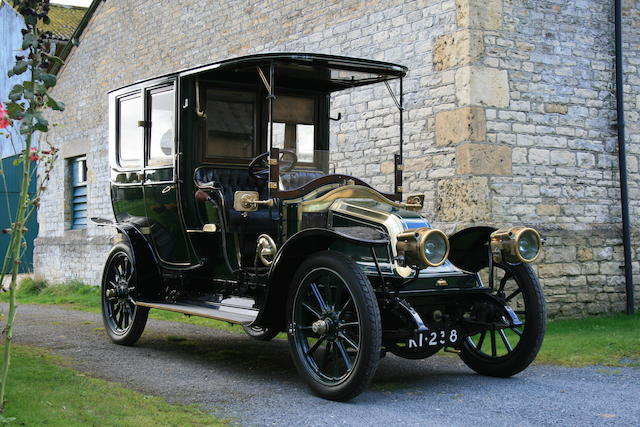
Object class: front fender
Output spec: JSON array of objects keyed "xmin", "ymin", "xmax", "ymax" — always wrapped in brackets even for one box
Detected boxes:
[
  {"xmin": 448, "ymin": 226, "xmax": 496, "ymax": 273},
  {"xmin": 253, "ymin": 228, "xmax": 388, "ymax": 330}
]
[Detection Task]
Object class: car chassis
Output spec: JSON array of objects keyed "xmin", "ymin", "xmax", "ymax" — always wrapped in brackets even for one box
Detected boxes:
[{"xmin": 94, "ymin": 53, "xmax": 546, "ymax": 401}]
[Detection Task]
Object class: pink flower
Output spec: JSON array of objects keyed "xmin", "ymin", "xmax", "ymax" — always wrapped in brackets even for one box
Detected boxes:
[
  {"xmin": 29, "ymin": 147, "xmax": 39, "ymax": 161},
  {"xmin": 0, "ymin": 103, "xmax": 9, "ymax": 129}
]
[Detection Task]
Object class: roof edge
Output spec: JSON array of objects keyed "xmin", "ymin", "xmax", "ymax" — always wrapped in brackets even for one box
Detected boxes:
[{"xmin": 50, "ymin": 0, "xmax": 103, "ymax": 75}]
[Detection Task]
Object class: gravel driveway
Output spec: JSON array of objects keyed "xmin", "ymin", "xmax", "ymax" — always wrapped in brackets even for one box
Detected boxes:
[{"xmin": 7, "ymin": 303, "xmax": 639, "ymax": 426}]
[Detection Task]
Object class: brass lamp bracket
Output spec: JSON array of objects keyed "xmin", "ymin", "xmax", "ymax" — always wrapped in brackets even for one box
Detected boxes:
[{"xmin": 233, "ymin": 191, "xmax": 274, "ymax": 212}]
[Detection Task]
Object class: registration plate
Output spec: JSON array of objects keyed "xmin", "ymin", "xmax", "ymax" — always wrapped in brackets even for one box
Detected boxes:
[{"xmin": 407, "ymin": 329, "xmax": 459, "ymax": 348}]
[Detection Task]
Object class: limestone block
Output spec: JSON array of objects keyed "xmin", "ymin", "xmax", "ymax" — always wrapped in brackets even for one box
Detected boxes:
[
  {"xmin": 455, "ymin": 66, "xmax": 509, "ymax": 108},
  {"xmin": 436, "ymin": 177, "xmax": 489, "ymax": 222},
  {"xmin": 435, "ymin": 107, "xmax": 486, "ymax": 146},
  {"xmin": 544, "ymin": 103, "xmax": 569, "ymax": 114},
  {"xmin": 536, "ymin": 204, "xmax": 561, "ymax": 216},
  {"xmin": 433, "ymin": 30, "xmax": 483, "ymax": 71},
  {"xmin": 456, "ymin": 0, "xmax": 502, "ymax": 30},
  {"xmin": 456, "ymin": 143, "xmax": 512, "ymax": 175},
  {"xmin": 380, "ymin": 160, "xmax": 395, "ymax": 174}
]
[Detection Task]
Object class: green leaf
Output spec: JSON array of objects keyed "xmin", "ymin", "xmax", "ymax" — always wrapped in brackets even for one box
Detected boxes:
[
  {"xmin": 34, "ymin": 83, "xmax": 47, "ymax": 95},
  {"xmin": 24, "ymin": 14, "xmax": 37, "ymax": 26},
  {"xmin": 40, "ymin": 73, "xmax": 57, "ymax": 88},
  {"xmin": 23, "ymin": 88, "xmax": 34, "ymax": 101},
  {"xmin": 6, "ymin": 102, "xmax": 25, "ymax": 119},
  {"xmin": 21, "ymin": 33, "xmax": 36, "ymax": 50},
  {"xmin": 23, "ymin": 81, "xmax": 34, "ymax": 91},
  {"xmin": 46, "ymin": 97, "xmax": 65, "ymax": 112},
  {"xmin": 33, "ymin": 113, "xmax": 49, "ymax": 132},
  {"xmin": 44, "ymin": 54, "xmax": 64, "ymax": 66},
  {"xmin": 8, "ymin": 85, "xmax": 23, "ymax": 102},
  {"xmin": 12, "ymin": 61, "xmax": 28, "ymax": 76},
  {"xmin": 13, "ymin": 158, "xmax": 21, "ymax": 166}
]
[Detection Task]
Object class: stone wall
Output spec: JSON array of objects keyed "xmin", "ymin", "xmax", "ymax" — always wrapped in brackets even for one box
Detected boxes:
[{"xmin": 35, "ymin": 0, "xmax": 639, "ymax": 317}]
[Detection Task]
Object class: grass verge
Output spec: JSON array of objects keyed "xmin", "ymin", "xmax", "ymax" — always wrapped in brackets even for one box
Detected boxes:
[
  {"xmin": 3, "ymin": 278, "xmax": 639, "ymax": 367},
  {"xmin": 1, "ymin": 344, "xmax": 227, "ymax": 426}
]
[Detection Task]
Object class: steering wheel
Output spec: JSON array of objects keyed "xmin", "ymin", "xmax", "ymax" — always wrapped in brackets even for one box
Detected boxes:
[{"xmin": 248, "ymin": 149, "xmax": 298, "ymax": 180}]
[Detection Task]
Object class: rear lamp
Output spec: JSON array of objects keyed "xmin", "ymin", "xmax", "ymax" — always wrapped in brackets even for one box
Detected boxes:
[
  {"xmin": 490, "ymin": 227, "xmax": 542, "ymax": 263},
  {"xmin": 396, "ymin": 228, "xmax": 450, "ymax": 269}
]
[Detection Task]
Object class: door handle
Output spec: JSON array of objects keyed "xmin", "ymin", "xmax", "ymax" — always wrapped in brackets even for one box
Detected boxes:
[{"xmin": 161, "ymin": 185, "xmax": 175, "ymax": 194}]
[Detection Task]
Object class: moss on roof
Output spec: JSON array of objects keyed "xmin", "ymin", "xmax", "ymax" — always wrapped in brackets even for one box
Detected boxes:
[{"xmin": 38, "ymin": 4, "xmax": 87, "ymax": 41}]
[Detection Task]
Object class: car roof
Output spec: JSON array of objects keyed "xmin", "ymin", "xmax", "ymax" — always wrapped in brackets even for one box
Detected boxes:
[{"xmin": 109, "ymin": 52, "xmax": 408, "ymax": 94}]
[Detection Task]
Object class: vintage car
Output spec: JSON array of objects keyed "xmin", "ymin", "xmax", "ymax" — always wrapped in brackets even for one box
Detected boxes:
[{"xmin": 94, "ymin": 53, "xmax": 545, "ymax": 401}]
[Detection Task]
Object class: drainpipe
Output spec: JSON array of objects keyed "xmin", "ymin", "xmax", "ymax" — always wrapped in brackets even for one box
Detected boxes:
[{"xmin": 614, "ymin": 0, "xmax": 634, "ymax": 314}]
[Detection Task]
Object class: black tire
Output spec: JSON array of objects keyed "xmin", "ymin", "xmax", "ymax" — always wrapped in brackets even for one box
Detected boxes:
[
  {"xmin": 101, "ymin": 243, "xmax": 149, "ymax": 346},
  {"xmin": 242, "ymin": 324, "xmax": 280, "ymax": 341},
  {"xmin": 459, "ymin": 262, "xmax": 546, "ymax": 377},
  {"xmin": 286, "ymin": 251, "xmax": 381, "ymax": 401}
]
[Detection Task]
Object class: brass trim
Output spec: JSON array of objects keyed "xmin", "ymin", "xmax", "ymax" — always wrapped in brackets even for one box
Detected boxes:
[
  {"xmin": 490, "ymin": 226, "xmax": 542, "ymax": 263},
  {"xmin": 268, "ymin": 158, "xmax": 278, "ymax": 165},
  {"xmin": 256, "ymin": 234, "xmax": 277, "ymax": 266},
  {"xmin": 397, "ymin": 186, "xmax": 404, "ymax": 192},
  {"xmin": 436, "ymin": 278, "xmax": 448, "ymax": 287},
  {"xmin": 397, "ymin": 164, "xmax": 404, "ymax": 171},
  {"xmin": 268, "ymin": 182, "xmax": 278, "ymax": 189},
  {"xmin": 396, "ymin": 227, "xmax": 450, "ymax": 268}
]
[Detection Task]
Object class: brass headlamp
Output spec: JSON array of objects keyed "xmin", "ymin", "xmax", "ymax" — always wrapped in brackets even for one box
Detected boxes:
[
  {"xmin": 396, "ymin": 227, "xmax": 450, "ymax": 269},
  {"xmin": 490, "ymin": 226, "xmax": 542, "ymax": 264}
]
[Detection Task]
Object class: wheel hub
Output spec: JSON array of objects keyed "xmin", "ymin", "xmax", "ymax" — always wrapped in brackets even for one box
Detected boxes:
[{"xmin": 312, "ymin": 319, "xmax": 330, "ymax": 335}]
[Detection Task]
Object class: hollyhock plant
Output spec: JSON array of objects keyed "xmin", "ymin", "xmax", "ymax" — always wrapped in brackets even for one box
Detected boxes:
[
  {"xmin": 0, "ymin": 0, "xmax": 64, "ymax": 414},
  {"xmin": 0, "ymin": 104, "xmax": 9, "ymax": 129}
]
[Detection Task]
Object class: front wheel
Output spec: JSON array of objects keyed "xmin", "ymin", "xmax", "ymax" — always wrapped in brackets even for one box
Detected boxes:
[
  {"xmin": 287, "ymin": 251, "xmax": 381, "ymax": 401},
  {"xmin": 459, "ymin": 262, "xmax": 546, "ymax": 377},
  {"xmin": 101, "ymin": 243, "xmax": 149, "ymax": 346}
]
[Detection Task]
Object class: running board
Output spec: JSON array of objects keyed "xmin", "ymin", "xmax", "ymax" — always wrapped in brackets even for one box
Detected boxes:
[{"xmin": 135, "ymin": 300, "xmax": 258, "ymax": 325}]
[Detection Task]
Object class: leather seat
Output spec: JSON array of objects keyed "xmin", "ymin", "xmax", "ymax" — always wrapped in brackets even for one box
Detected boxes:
[
  {"xmin": 194, "ymin": 167, "xmax": 275, "ymax": 234},
  {"xmin": 280, "ymin": 170, "xmax": 325, "ymax": 190}
]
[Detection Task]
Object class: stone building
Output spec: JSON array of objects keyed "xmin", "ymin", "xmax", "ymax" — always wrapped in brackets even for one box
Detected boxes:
[{"xmin": 35, "ymin": 0, "xmax": 639, "ymax": 317}]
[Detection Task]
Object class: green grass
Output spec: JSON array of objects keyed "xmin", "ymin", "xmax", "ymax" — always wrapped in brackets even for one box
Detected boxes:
[
  {"xmin": 1, "ymin": 345, "xmax": 228, "ymax": 426},
  {"xmin": 536, "ymin": 313, "xmax": 640, "ymax": 367},
  {"xmin": 3, "ymin": 279, "xmax": 639, "ymax": 367}
]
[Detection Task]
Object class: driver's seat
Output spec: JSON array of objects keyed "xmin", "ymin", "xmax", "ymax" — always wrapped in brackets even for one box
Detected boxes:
[{"xmin": 193, "ymin": 166, "xmax": 273, "ymax": 234}]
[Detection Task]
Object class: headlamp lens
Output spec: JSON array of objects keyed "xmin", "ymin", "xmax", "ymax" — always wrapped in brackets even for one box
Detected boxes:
[
  {"xmin": 518, "ymin": 230, "xmax": 540, "ymax": 261},
  {"xmin": 424, "ymin": 232, "xmax": 448, "ymax": 265}
]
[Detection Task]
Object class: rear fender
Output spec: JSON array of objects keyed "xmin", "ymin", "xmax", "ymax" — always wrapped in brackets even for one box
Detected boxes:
[
  {"xmin": 93, "ymin": 218, "xmax": 163, "ymax": 299},
  {"xmin": 448, "ymin": 226, "xmax": 496, "ymax": 273},
  {"xmin": 253, "ymin": 228, "xmax": 388, "ymax": 330}
]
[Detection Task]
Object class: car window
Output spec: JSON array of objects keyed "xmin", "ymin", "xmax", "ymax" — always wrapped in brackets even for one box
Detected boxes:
[
  {"xmin": 271, "ymin": 95, "xmax": 315, "ymax": 163},
  {"xmin": 118, "ymin": 94, "xmax": 143, "ymax": 168},
  {"xmin": 148, "ymin": 86, "xmax": 175, "ymax": 167},
  {"xmin": 204, "ymin": 89, "xmax": 256, "ymax": 160}
]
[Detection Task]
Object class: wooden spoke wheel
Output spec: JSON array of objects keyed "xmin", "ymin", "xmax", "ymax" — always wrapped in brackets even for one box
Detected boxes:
[
  {"xmin": 287, "ymin": 252, "xmax": 381, "ymax": 401},
  {"xmin": 460, "ymin": 262, "xmax": 546, "ymax": 377},
  {"xmin": 101, "ymin": 243, "xmax": 148, "ymax": 346}
]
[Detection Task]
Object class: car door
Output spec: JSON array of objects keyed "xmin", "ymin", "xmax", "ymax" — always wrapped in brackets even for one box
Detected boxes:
[{"xmin": 142, "ymin": 81, "xmax": 194, "ymax": 265}]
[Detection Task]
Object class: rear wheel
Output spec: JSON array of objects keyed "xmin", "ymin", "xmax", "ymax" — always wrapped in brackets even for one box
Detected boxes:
[
  {"xmin": 101, "ymin": 243, "xmax": 149, "ymax": 346},
  {"xmin": 242, "ymin": 324, "xmax": 279, "ymax": 341},
  {"xmin": 287, "ymin": 252, "xmax": 381, "ymax": 401},
  {"xmin": 459, "ymin": 262, "xmax": 545, "ymax": 377}
]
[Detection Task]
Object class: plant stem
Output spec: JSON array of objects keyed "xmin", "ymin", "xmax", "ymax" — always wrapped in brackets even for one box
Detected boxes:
[{"xmin": 0, "ymin": 83, "xmax": 34, "ymax": 414}]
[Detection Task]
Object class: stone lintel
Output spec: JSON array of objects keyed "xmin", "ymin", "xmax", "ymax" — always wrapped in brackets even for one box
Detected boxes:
[
  {"xmin": 435, "ymin": 106, "xmax": 486, "ymax": 146},
  {"xmin": 456, "ymin": 143, "xmax": 512, "ymax": 175}
]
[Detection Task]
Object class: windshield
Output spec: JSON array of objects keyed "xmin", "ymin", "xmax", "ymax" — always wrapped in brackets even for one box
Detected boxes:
[{"xmin": 269, "ymin": 82, "xmax": 402, "ymax": 195}]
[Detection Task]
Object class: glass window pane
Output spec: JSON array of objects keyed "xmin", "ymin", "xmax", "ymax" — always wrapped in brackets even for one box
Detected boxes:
[
  {"xmin": 296, "ymin": 124, "xmax": 314, "ymax": 163},
  {"xmin": 205, "ymin": 89, "xmax": 255, "ymax": 159},
  {"xmin": 149, "ymin": 88, "xmax": 175, "ymax": 166},
  {"xmin": 118, "ymin": 95, "xmax": 142, "ymax": 168}
]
